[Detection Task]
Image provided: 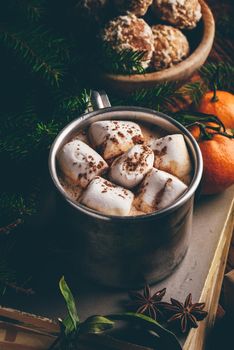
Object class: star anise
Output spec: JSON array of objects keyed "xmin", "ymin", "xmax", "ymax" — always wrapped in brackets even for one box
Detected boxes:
[
  {"xmin": 128, "ymin": 284, "xmax": 166, "ymax": 320},
  {"xmin": 160, "ymin": 293, "xmax": 208, "ymax": 333}
]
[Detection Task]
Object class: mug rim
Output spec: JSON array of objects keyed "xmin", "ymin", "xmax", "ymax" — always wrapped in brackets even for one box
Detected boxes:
[{"xmin": 48, "ymin": 106, "xmax": 203, "ymax": 222}]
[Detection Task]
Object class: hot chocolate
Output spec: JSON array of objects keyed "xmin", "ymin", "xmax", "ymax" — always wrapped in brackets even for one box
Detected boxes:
[{"xmin": 57, "ymin": 119, "xmax": 192, "ymax": 216}]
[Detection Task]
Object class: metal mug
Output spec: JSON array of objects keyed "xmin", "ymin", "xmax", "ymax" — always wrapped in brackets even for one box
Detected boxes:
[{"xmin": 49, "ymin": 91, "xmax": 203, "ymax": 288}]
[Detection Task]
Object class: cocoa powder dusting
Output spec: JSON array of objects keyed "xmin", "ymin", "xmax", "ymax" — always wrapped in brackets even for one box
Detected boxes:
[
  {"xmin": 132, "ymin": 135, "xmax": 144, "ymax": 144},
  {"xmin": 118, "ymin": 131, "xmax": 124, "ymax": 138},
  {"xmin": 124, "ymin": 147, "xmax": 148, "ymax": 172},
  {"xmin": 110, "ymin": 137, "xmax": 119, "ymax": 144},
  {"xmin": 154, "ymin": 178, "xmax": 172, "ymax": 209},
  {"xmin": 154, "ymin": 146, "xmax": 167, "ymax": 157},
  {"xmin": 104, "ymin": 180, "xmax": 117, "ymax": 188},
  {"xmin": 97, "ymin": 161, "xmax": 104, "ymax": 169}
]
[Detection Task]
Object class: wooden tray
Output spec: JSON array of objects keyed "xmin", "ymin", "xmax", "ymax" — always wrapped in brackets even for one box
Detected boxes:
[{"xmin": 0, "ymin": 187, "xmax": 233, "ymax": 350}]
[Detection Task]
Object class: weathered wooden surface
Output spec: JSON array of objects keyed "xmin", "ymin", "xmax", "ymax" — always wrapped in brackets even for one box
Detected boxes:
[{"xmin": 184, "ymin": 192, "xmax": 234, "ymax": 349}]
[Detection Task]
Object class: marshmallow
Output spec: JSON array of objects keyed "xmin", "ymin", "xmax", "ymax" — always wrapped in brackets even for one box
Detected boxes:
[
  {"xmin": 135, "ymin": 168, "xmax": 187, "ymax": 213},
  {"xmin": 109, "ymin": 145, "xmax": 154, "ymax": 188},
  {"xmin": 148, "ymin": 134, "xmax": 192, "ymax": 182},
  {"xmin": 57, "ymin": 140, "xmax": 108, "ymax": 188},
  {"xmin": 80, "ymin": 176, "xmax": 134, "ymax": 216},
  {"xmin": 88, "ymin": 120, "xmax": 144, "ymax": 160}
]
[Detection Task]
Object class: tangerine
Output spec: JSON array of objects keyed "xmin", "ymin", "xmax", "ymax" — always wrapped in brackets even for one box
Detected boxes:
[
  {"xmin": 190, "ymin": 125, "xmax": 234, "ymax": 195},
  {"xmin": 198, "ymin": 90, "xmax": 234, "ymax": 129}
]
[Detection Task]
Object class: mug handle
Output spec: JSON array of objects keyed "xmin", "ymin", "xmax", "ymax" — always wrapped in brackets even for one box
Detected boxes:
[{"xmin": 90, "ymin": 90, "xmax": 111, "ymax": 110}]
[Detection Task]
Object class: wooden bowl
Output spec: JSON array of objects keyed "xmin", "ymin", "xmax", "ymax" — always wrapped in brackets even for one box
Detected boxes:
[{"xmin": 100, "ymin": 0, "xmax": 215, "ymax": 93}]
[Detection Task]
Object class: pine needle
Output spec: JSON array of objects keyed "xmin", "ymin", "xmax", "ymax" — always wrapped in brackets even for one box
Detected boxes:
[
  {"xmin": 0, "ymin": 259, "xmax": 16, "ymax": 295},
  {"xmin": 0, "ymin": 89, "xmax": 90, "ymax": 161},
  {"xmin": 0, "ymin": 100, "xmax": 38, "ymax": 135},
  {"xmin": 23, "ymin": 0, "xmax": 45, "ymax": 23},
  {"xmin": 99, "ymin": 45, "xmax": 147, "ymax": 75},
  {"xmin": 178, "ymin": 81, "xmax": 206, "ymax": 106},
  {"xmin": 3, "ymin": 0, "xmax": 46, "ymax": 23},
  {"xmin": 55, "ymin": 89, "xmax": 91, "ymax": 121},
  {"xmin": 29, "ymin": 120, "xmax": 61, "ymax": 149},
  {"xmin": 0, "ymin": 29, "xmax": 64, "ymax": 87},
  {"xmin": 0, "ymin": 243, "xmax": 34, "ymax": 295},
  {"xmin": 200, "ymin": 62, "xmax": 234, "ymax": 93},
  {"xmin": 0, "ymin": 193, "xmax": 36, "ymax": 228},
  {"xmin": 111, "ymin": 82, "xmax": 179, "ymax": 112}
]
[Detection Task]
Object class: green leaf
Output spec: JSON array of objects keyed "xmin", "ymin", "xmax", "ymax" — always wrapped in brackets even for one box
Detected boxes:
[
  {"xmin": 108, "ymin": 312, "xmax": 182, "ymax": 350},
  {"xmin": 59, "ymin": 277, "xmax": 79, "ymax": 332},
  {"xmin": 62, "ymin": 315, "xmax": 76, "ymax": 336},
  {"xmin": 80, "ymin": 315, "xmax": 114, "ymax": 334}
]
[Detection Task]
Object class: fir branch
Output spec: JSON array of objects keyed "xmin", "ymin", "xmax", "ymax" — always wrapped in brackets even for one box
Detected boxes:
[
  {"xmin": 0, "ymin": 249, "xmax": 34, "ymax": 296},
  {"xmin": 0, "ymin": 219, "xmax": 23, "ymax": 235},
  {"xmin": 0, "ymin": 259, "xmax": 16, "ymax": 295},
  {"xmin": 100, "ymin": 45, "xmax": 147, "ymax": 75},
  {"xmin": 29, "ymin": 120, "xmax": 61, "ymax": 150},
  {"xmin": 0, "ymin": 94, "xmax": 54, "ymax": 160},
  {"xmin": 21, "ymin": 0, "xmax": 45, "ymax": 23},
  {"xmin": 213, "ymin": 1, "xmax": 234, "ymax": 39},
  {"xmin": 0, "ymin": 90, "xmax": 90, "ymax": 160},
  {"xmin": 0, "ymin": 134, "xmax": 34, "ymax": 160},
  {"xmin": 13, "ymin": 0, "xmax": 46, "ymax": 23},
  {"xmin": 1, "ymin": 0, "xmax": 46, "ymax": 24},
  {"xmin": 167, "ymin": 63, "xmax": 234, "ymax": 109},
  {"xmin": 178, "ymin": 81, "xmax": 206, "ymax": 107},
  {"xmin": 0, "ymin": 29, "xmax": 64, "ymax": 87},
  {"xmin": 28, "ymin": 25, "xmax": 71, "ymax": 63},
  {"xmin": 0, "ymin": 193, "xmax": 36, "ymax": 228},
  {"xmin": 55, "ymin": 89, "xmax": 91, "ymax": 121},
  {"xmin": 0, "ymin": 100, "xmax": 38, "ymax": 136},
  {"xmin": 112, "ymin": 82, "xmax": 179, "ymax": 112},
  {"xmin": 217, "ymin": 14, "xmax": 234, "ymax": 36},
  {"xmin": 200, "ymin": 62, "xmax": 234, "ymax": 93},
  {"xmin": 0, "ymin": 123, "xmax": 60, "ymax": 160}
]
